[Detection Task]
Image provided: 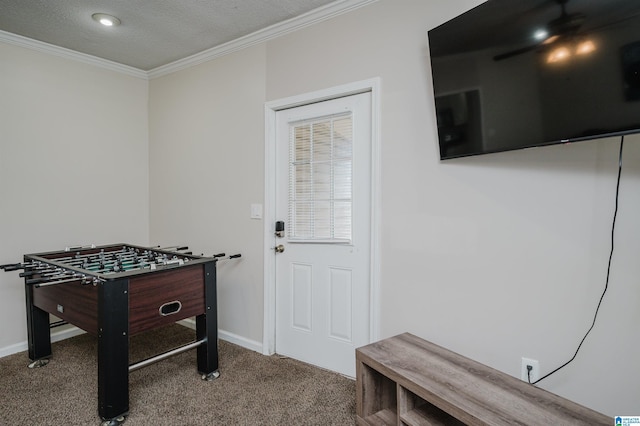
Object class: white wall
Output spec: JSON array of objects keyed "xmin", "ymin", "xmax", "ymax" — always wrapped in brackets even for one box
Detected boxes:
[
  {"xmin": 0, "ymin": 42, "xmax": 149, "ymax": 350},
  {"xmin": 1, "ymin": 0, "xmax": 638, "ymax": 417},
  {"xmin": 148, "ymin": 46, "xmax": 267, "ymax": 347},
  {"xmin": 148, "ymin": 0, "xmax": 640, "ymax": 415}
]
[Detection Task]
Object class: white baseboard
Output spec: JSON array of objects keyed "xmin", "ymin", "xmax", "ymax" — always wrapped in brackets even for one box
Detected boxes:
[
  {"xmin": 1, "ymin": 321, "xmax": 264, "ymax": 359},
  {"xmin": 0, "ymin": 326, "xmax": 86, "ymax": 358},
  {"xmin": 177, "ymin": 318, "xmax": 263, "ymax": 353}
]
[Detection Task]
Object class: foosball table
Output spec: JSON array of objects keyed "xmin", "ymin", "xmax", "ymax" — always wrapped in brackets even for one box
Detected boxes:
[{"xmin": 1, "ymin": 243, "xmax": 240, "ymax": 425}]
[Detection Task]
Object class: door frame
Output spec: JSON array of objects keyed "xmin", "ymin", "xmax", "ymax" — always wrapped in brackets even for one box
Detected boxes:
[{"xmin": 263, "ymin": 78, "xmax": 381, "ymax": 356}]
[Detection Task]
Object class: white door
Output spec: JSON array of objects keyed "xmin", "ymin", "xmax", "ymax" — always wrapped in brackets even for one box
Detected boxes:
[{"xmin": 274, "ymin": 92, "xmax": 372, "ymax": 377}]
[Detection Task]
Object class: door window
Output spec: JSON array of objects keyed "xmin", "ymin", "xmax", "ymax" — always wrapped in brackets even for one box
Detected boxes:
[{"xmin": 288, "ymin": 113, "xmax": 353, "ymax": 243}]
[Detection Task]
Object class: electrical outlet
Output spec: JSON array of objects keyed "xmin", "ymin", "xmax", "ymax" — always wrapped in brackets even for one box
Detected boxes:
[{"xmin": 521, "ymin": 357, "xmax": 540, "ymax": 383}]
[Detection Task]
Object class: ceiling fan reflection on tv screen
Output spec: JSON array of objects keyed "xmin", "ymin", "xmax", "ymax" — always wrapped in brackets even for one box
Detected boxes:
[
  {"xmin": 428, "ymin": 0, "xmax": 640, "ymax": 160},
  {"xmin": 494, "ymin": 0, "xmax": 588, "ymax": 61}
]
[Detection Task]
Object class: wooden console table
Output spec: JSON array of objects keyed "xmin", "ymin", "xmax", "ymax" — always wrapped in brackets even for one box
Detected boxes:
[{"xmin": 356, "ymin": 333, "xmax": 609, "ymax": 426}]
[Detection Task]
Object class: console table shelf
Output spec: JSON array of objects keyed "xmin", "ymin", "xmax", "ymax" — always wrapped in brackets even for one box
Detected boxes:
[{"xmin": 356, "ymin": 333, "xmax": 609, "ymax": 426}]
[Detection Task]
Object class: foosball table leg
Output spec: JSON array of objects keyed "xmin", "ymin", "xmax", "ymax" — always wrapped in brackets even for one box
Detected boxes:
[
  {"xmin": 97, "ymin": 278, "xmax": 130, "ymax": 424},
  {"xmin": 196, "ymin": 261, "xmax": 219, "ymax": 379},
  {"xmin": 24, "ymin": 273, "xmax": 52, "ymax": 364}
]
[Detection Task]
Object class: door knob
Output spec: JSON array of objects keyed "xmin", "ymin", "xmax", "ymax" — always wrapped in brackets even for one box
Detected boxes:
[{"xmin": 274, "ymin": 244, "xmax": 285, "ymax": 253}]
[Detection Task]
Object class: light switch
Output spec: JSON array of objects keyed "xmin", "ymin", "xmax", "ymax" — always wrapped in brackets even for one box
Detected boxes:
[{"xmin": 250, "ymin": 203, "xmax": 263, "ymax": 219}]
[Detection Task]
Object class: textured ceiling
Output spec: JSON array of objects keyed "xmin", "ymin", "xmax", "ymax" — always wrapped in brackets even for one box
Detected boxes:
[{"xmin": 0, "ymin": 0, "xmax": 341, "ymax": 71}]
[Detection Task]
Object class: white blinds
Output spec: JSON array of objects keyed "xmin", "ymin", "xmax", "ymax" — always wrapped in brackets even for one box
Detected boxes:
[{"xmin": 288, "ymin": 113, "xmax": 353, "ymax": 242}]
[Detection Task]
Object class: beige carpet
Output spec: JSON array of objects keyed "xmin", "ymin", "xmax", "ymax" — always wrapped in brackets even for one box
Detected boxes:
[{"xmin": 0, "ymin": 324, "xmax": 356, "ymax": 425}]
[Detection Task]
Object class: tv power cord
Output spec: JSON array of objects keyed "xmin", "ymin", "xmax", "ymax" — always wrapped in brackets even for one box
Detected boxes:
[{"xmin": 531, "ymin": 136, "xmax": 624, "ymax": 385}]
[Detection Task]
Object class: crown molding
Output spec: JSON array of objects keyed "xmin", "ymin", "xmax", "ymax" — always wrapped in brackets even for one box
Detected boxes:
[
  {"xmin": 0, "ymin": 0, "xmax": 378, "ymax": 80},
  {"xmin": 0, "ymin": 30, "xmax": 148, "ymax": 80},
  {"xmin": 147, "ymin": 0, "xmax": 379, "ymax": 79}
]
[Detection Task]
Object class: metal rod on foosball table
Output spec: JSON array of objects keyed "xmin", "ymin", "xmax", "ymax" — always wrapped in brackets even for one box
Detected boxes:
[
  {"xmin": 159, "ymin": 246, "xmax": 189, "ymax": 252},
  {"xmin": 82, "ymin": 260, "xmax": 155, "ymax": 273},
  {"xmin": 213, "ymin": 254, "xmax": 242, "ymax": 263},
  {"xmin": 1, "ymin": 262, "xmax": 41, "ymax": 271},
  {"xmin": 26, "ymin": 274, "xmax": 70, "ymax": 285},
  {"xmin": 128, "ymin": 339, "xmax": 206, "ymax": 372},
  {"xmin": 53, "ymin": 246, "xmax": 139, "ymax": 263},
  {"xmin": 63, "ymin": 252, "xmax": 141, "ymax": 266},
  {"xmin": 86, "ymin": 258, "xmax": 159, "ymax": 273},
  {"xmin": 50, "ymin": 320, "xmax": 68, "ymax": 328},
  {"xmin": 32, "ymin": 277, "xmax": 85, "ymax": 287},
  {"xmin": 19, "ymin": 267, "xmax": 59, "ymax": 277},
  {"xmin": 66, "ymin": 254, "xmax": 155, "ymax": 272},
  {"xmin": 47, "ymin": 249, "xmax": 114, "ymax": 263},
  {"xmin": 64, "ymin": 244, "xmax": 96, "ymax": 252},
  {"xmin": 67, "ymin": 257, "xmax": 140, "ymax": 270}
]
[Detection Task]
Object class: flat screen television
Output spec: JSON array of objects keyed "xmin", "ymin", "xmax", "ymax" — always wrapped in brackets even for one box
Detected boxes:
[{"xmin": 428, "ymin": 0, "xmax": 640, "ymax": 160}]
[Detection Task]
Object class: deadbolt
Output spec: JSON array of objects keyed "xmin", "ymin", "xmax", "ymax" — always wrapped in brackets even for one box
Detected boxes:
[{"xmin": 274, "ymin": 244, "xmax": 285, "ymax": 253}]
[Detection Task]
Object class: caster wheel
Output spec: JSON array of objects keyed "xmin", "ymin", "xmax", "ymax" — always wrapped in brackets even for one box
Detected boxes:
[
  {"xmin": 100, "ymin": 415, "xmax": 126, "ymax": 426},
  {"xmin": 201, "ymin": 370, "xmax": 220, "ymax": 381},
  {"xmin": 28, "ymin": 359, "xmax": 49, "ymax": 369}
]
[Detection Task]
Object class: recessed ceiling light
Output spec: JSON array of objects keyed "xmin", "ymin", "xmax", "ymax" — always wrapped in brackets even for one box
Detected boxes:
[{"xmin": 92, "ymin": 13, "xmax": 121, "ymax": 27}]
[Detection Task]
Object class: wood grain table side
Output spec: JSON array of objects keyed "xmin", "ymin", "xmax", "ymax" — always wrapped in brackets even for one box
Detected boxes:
[{"xmin": 356, "ymin": 333, "xmax": 610, "ymax": 426}]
